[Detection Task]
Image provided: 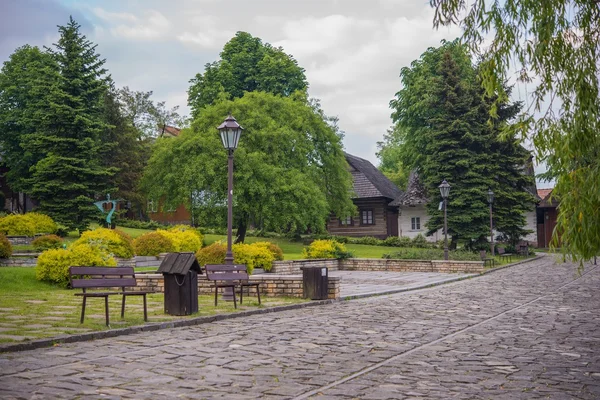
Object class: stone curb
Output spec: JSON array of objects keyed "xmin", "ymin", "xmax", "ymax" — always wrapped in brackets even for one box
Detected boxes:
[
  {"xmin": 340, "ymin": 255, "xmax": 543, "ymax": 301},
  {"xmin": 0, "ymin": 255, "xmax": 543, "ymax": 353},
  {"xmin": 0, "ymin": 299, "xmax": 335, "ymax": 354}
]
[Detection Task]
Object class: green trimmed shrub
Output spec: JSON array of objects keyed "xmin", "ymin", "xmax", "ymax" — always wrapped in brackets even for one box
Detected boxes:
[
  {"xmin": 0, "ymin": 233, "xmax": 12, "ymax": 258},
  {"xmin": 31, "ymin": 234, "xmax": 63, "ymax": 252},
  {"xmin": 302, "ymin": 240, "xmax": 352, "ymax": 259},
  {"xmin": 133, "ymin": 232, "xmax": 176, "ymax": 256},
  {"xmin": 195, "ymin": 242, "xmax": 227, "ymax": 266},
  {"xmin": 36, "ymin": 244, "xmax": 116, "ymax": 287},
  {"xmin": 382, "ymin": 248, "xmax": 480, "ymax": 261},
  {"xmin": 411, "ymin": 234, "xmax": 430, "ymax": 248},
  {"xmin": 73, "ymin": 228, "xmax": 135, "ymax": 258}
]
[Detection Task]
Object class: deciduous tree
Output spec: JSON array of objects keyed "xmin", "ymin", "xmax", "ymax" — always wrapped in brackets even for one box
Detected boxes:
[
  {"xmin": 142, "ymin": 91, "xmax": 355, "ymax": 242},
  {"xmin": 187, "ymin": 32, "xmax": 308, "ymax": 118}
]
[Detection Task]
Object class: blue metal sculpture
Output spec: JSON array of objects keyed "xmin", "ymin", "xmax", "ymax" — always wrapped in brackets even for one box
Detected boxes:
[{"xmin": 94, "ymin": 194, "xmax": 120, "ymax": 227}]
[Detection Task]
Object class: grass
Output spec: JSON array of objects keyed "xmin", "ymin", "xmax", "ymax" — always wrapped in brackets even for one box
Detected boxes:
[{"xmin": 0, "ymin": 267, "xmax": 306, "ymax": 344}]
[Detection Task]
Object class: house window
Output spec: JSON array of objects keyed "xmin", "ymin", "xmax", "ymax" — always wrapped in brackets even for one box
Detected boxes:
[
  {"xmin": 339, "ymin": 216, "xmax": 353, "ymax": 226},
  {"xmin": 361, "ymin": 209, "xmax": 374, "ymax": 225},
  {"xmin": 411, "ymin": 217, "xmax": 421, "ymax": 230},
  {"xmin": 147, "ymin": 199, "xmax": 157, "ymax": 213}
]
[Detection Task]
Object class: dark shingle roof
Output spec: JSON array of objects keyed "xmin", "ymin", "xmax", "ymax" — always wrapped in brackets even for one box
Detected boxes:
[
  {"xmin": 345, "ymin": 153, "xmax": 403, "ymax": 200},
  {"xmin": 389, "ymin": 171, "xmax": 428, "ymax": 206}
]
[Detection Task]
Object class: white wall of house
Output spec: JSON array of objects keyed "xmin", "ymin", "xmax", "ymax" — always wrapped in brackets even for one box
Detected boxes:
[
  {"xmin": 398, "ymin": 205, "xmax": 440, "ymax": 242},
  {"xmin": 523, "ymin": 209, "xmax": 538, "ymax": 244}
]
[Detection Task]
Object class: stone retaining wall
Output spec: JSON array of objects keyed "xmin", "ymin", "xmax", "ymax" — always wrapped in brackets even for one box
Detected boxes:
[
  {"xmin": 7, "ymin": 236, "xmax": 33, "ymax": 245},
  {"xmin": 134, "ymin": 273, "xmax": 341, "ymax": 300},
  {"xmin": 0, "ymin": 256, "xmax": 38, "ymax": 266},
  {"xmin": 271, "ymin": 259, "xmax": 339, "ymax": 274},
  {"xmin": 339, "ymin": 258, "xmax": 484, "ymax": 274}
]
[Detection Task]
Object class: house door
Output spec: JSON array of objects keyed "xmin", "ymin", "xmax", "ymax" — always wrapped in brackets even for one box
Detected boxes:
[
  {"xmin": 387, "ymin": 210, "xmax": 399, "ymax": 237},
  {"xmin": 544, "ymin": 209, "xmax": 558, "ymax": 247}
]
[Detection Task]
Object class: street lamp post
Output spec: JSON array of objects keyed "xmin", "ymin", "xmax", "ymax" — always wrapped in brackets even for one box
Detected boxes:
[
  {"xmin": 217, "ymin": 114, "xmax": 243, "ymax": 265},
  {"xmin": 439, "ymin": 179, "xmax": 451, "ymax": 261},
  {"xmin": 488, "ymin": 188, "xmax": 495, "ymax": 257}
]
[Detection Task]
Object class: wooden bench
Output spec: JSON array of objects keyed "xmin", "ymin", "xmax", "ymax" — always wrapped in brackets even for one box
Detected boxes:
[
  {"xmin": 517, "ymin": 242, "xmax": 529, "ymax": 257},
  {"xmin": 69, "ymin": 266, "xmax": 152, "ymax": 326},
  {"xmin": 480, "ymin": 250, "xmax": 495, "ymax": 268},
  {"xmin": 497, "ymin": 247, "xmax": 513, "ymax": 263},
  {"xmin": 205, "ymin": 264, "xmax": 261, "ymax": 309}
]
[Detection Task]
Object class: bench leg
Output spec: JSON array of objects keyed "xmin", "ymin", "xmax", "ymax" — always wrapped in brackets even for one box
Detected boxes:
[
  {"xmin": 214, "ymin": 285, "xmax": 218, "ymax": 306},
  {"xmin": 143, "ymin": 294, "xmax": 148, "ymax": 322},
  {"xmin": 233, "ymin": 286, "xmax": 237, "ymax": 309},
  {"xmin": 121, "ymin": 295, "xmax": 126, "ymax": 319},
  {"xmin": 240, "ymin": 285, "xmax": 244, "ymax": 305},
  {"xmin": 80, "ymin": 296, "xmax": 87, "ymax": 324},
  {"xmin": 105, "ymin": 296, "xmax": 110, "ymax": 326},
  {"xmin": 256, "ymin": 285, "xmax": 261, "ymax": 305}
]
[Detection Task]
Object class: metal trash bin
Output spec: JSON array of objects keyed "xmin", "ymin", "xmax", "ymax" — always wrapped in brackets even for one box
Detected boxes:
[
  {"xmin": 158, "ymin": 252, "xmax": 201, "ymax": 315},
  {"xmin": 300, "ymin": 266, "xmax": 329, "ymax": 300}
]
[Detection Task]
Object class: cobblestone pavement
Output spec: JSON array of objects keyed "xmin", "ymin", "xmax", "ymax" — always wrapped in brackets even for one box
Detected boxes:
[
  {"xmin": 1, "ymin": 254, "xmax": 599, "ymax": 399},
  {"xmin": 330, "ymin": 270, "xmax": 476, "ymax": 298}
]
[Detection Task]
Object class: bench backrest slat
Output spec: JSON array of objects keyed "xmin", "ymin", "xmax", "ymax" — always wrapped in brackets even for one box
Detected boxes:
[
  {"xmin": 205, "ymin": 264, "xmax": 249, "ymax": 281},
  {"xmin": 206, "ymin": 271, "xmax": 249, "ymax": 281},
  {"xmin": 205, "ymin": 264, "xmax": 247, "ymax": 272},
  {"xmin": 69, "ymin": 266, "xmax": 137, "ymax": 289},
  {"xmin": 71, "ymin": 277, "xmax": 137, "ymax": 289},
  {"xmin": 70, "ymin": 267, "xmax": 134, "ymax": 276}
]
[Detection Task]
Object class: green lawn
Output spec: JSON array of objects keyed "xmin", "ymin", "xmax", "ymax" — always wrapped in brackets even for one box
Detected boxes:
[{"xmin": 0, "ymin": 267, "xmax": 305, "ymax": 344}]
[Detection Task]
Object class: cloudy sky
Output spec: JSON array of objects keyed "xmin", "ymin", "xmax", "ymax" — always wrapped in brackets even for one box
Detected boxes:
[
  {"xmin": 1, "ymin": 0, "xmax": 466, "ymax": 162},
  {"xmin": 1, "ymin": 0, "xmax": 551, "ymax": 187}
]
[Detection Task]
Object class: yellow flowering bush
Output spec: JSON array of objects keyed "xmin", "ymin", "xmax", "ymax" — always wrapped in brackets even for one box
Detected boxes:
[
  {"xmin": 0, "ymin": 213, "xmax": 58, "ymax": 236},
  {"xmin": 233, "ymin": 243, "xmax": 275, "ymax": 274},
  {"xmin": 302, "ymin": 239, "xmax": 352, "ymax": 259},
  {"xmin": 134, "ymin": 232, "xmax": 176, "ymax": 256},
  {"xmin": 24, "ymin": 213, "xmax": 58, "ymax": 234},
  {"xmin": 195, "ymin": 242, "xmax": 227, "ymax": 266},
  {"xmin": 156, "ymin": 228, "xmax": 202, "ymax": 252},
  {"xmin": 73, "ymin": 228, "xmax": 135, "ymax": 258},
  {"xmin": 36, "ymin": 243, "xmax": 116, "ymax": 287},
  {"xmin": 0, "ymin": 214, "xmax": 36, "ymax": 236},
  {"xmin": 253, "ymin": 241, "xmax": 284, "ymax": 261},
  {"xmin": 0, "ymin": 233, "xmax": 12, "ymax": 258},
  {"xmin": 195, "ymin": 242, "xmax": 276, "ymax": 273},
  {"xmin": 167, "ymin": 225, "xmax": 204, "ymax": 242}
]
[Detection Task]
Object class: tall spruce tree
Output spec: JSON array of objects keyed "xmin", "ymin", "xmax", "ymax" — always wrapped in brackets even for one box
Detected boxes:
[
  {"xmin": 386, "ymin": 40, "xmax": 534, "ymax": 247},
  {"xmin": 27, "ymin": 17, "xmax": 113, "ymax": 230},
  {"xmin": 0, "ymin": 45, "xmax": 58, "ymax": 193}
]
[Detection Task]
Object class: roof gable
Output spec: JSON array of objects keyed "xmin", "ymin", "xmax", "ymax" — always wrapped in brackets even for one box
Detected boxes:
[{"xmin": 344, "ymin": 153, "xmax": 403, "ymax": 200}]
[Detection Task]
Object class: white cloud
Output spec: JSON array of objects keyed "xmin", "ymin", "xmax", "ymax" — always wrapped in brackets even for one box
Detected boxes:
[{"xmin": 93, "ymin": 8, "xmax": 170, "ymax": 40}]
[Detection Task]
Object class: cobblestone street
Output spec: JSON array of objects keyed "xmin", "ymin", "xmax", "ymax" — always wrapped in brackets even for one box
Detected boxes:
[{"xmin": 1, "ymin": 254, "xmax": 599, "ymax": 399}]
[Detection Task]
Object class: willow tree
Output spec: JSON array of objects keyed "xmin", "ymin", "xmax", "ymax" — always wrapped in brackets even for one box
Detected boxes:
[
  {"xmin": 142, "ymin": 91, "xmax": 355, "ymax": 242},
  {"xmin": 431, "ymin": 0, "xmax": 600, "ymax": 260}
]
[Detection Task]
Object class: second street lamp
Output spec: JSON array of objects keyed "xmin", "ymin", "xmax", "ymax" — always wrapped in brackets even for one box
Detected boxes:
[
  {"xmin": 217, "ymin": 114, "xmax": 243, "ymax": 265},
  {"xmin": 439, "ymin": 179, "xmax": 451, "ymax": 261},
  {"xmin": 488, "ymin": 188, "xmax": 495, "ymax": 257}
]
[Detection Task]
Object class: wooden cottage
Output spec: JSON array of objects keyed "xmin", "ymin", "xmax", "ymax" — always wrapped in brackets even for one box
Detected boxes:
[{"xmin": 327, "ymin": 153, "xmax": 403, "ymax": 239}]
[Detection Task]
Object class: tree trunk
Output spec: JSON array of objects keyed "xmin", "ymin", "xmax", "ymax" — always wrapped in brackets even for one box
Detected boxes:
[
  {"xmin": 450, "ymin": 236, "xmax": 458, "ymax": 250},
  {"xmin": 235, "ymin": 215, "xmax": 248, "ymax": 243}
]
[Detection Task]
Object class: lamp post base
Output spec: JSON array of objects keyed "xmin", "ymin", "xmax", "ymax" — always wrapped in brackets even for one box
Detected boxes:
[{"xmin": 222, "ymin": 253, "xmax": 235, "ymax": 301}]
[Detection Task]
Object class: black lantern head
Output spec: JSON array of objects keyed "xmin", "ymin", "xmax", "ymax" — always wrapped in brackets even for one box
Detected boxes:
[
  {"xmin": 487, "ymin": 188, "xmax": 494, "ymax": 204},
  {"xmin": 439, "ymin": 179, "xmax": 451, "ymax": 199},
  {"xmin": 217, "ymin": 114, "xmax": 243, "ymax": 151}
]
